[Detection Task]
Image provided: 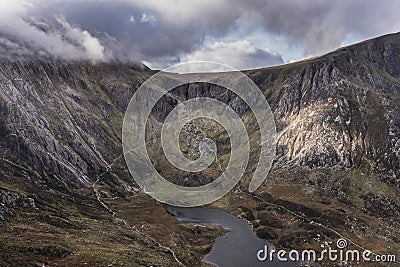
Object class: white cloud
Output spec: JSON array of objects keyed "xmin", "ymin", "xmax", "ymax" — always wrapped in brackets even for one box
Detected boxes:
[
  {"xmin": 0, "ymin": 0, "xmax": 106, "ymax": 61},
  {"xmin": 56, "ymin": 16, "xmax": 105, "ymax": 61},
  {"xmin": 129, "ymin": 15, "xmax": 135, "ymax": 23},
  {"xmin": 180, "ymin": 40, "xmax": 283, "ymax": 70},
  {"xmin": 140, "ymin": 13, "xmax": 157, "ymax": 24}
]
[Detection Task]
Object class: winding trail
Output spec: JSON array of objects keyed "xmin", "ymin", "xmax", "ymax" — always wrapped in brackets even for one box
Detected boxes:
[{"xmin": 91, "ymin": 152, "xmax": 185, "ymax": 266}]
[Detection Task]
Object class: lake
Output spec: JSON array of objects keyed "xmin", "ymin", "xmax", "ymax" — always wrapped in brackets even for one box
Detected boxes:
[{"xmin": 165, "ymin": 206, "xmax": 311, "ymax": 267}]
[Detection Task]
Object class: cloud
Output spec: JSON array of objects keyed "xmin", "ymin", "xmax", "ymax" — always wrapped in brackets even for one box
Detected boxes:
[
  {"xmin": 131, "ymin": 0, "xmax": 400, "ymax": 56},
  {"xmin": 0, "ymin": 0, "xmax": 106, "ymax": 61},
  {"xmin": 140, "ymin": 13, "xmax": 157, "ymax": 24},
  {"xmin": 239, "ymin": 0, "xmax": 400, "ymax": 54},
  {"xmin": 127, "ymin": 0, "xmax": 242, "ymax": 31},
  {"xmin": 180, "ymin": 40, "xmax": 283, "ymax": 70},
  {"xmin": 37, "ymin": 0, "xmax": 223, "ymax": 62},
  {"xmin": 56, "ymin": 16, "xmax": 105, "ymax": 61},
  {"xmin": 0, "ymin": 0, "xmax": 399, "ymax": 68}
]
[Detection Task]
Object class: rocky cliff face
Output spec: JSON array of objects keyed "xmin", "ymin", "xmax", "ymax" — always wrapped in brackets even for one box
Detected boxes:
[
  {"xmin": 0, "ymin": 58, "xmax": 149, "ymax": 192},
  {"xmin": 250, "ymin": 33, "xmax": 400, "ymax": 180}
]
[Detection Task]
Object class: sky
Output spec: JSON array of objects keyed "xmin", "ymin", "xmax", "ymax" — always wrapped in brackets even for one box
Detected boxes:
[{"xmin": 0, "ymin": 0, "xmax": 399, "ymax": 70}]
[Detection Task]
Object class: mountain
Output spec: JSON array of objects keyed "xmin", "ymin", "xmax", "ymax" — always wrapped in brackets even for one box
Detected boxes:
[{"xmin": 0, "ymin": 32, "xmax": 399, "ymax": 266}]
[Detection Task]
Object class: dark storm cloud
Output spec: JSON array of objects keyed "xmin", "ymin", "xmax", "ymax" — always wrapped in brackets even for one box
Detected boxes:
[
  {"xmin": 0, "ymin": 0, "xmax": 399, "ymax": 68},
  {"xmin": 240, "ymin": 0, "xmax": 400, "ymax": 54},
  {"xmin": 27, "ymin": 0, "xmax": 244, "ymax": 63}
]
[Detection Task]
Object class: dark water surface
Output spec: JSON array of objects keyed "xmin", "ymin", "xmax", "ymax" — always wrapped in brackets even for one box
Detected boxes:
[{"xmin": 166, "ymin": 206, "xmax": 308, "ymax": 267}]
